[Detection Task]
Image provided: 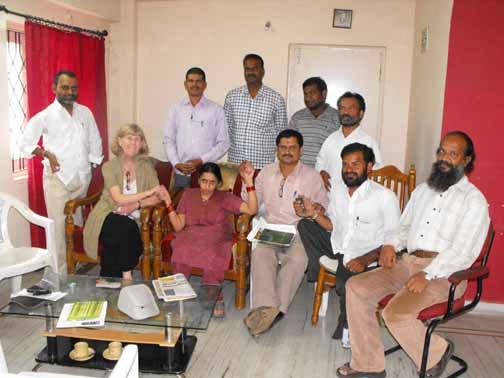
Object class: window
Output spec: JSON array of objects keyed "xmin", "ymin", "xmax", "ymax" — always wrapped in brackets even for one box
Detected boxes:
[{"xmin": 6, "ymin": 24, "xmax": 28, "ymax": 176}]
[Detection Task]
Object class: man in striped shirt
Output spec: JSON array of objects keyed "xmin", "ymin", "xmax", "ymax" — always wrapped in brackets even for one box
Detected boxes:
[
  {"xmin": 289, "ymin": 77, "xmax": 340, "ymax": 167},
  {"xmin": 224, "ymin": 54, "xmax": 287, "ymax": 169}
]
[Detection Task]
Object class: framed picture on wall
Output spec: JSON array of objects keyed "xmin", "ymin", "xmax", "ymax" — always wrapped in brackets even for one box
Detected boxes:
[{"xmin": 333, "ymin": 9, "xmax": 353, "ymax": 29}]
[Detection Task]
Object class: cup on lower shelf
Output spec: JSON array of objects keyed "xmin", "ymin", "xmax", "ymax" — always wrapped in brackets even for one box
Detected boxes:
[
  {"xmin": 73, "ymin": 341, "xmax": 90, "ymax": 359},
  {"xmin": 107, "ymin": 341, "xmax": 123, "ymax": 359}
]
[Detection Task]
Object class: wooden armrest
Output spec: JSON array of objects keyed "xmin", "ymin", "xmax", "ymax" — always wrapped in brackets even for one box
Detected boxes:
[
  {"xmin": 236, "ymin": 213, "xmax": 251, "ymax": 234},
  {"xmin": 64, "ymin": 191, "xmax": 102, "ymax": 215},
  {"xmin": 448, "ymin": 266, "xmax": 489, "ymax": 285}
]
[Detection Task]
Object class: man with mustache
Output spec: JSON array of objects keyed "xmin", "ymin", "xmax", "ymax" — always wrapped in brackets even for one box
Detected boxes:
[
  {"xmin": 316, "ymin": 91, "xmax": 382, "ymax": 191},
  {"xmin": 21, "ymin": 70, "xmax": 103, "ymax": 268},
  {"xmin": 242, "ymin": 129, "xmax": 327, "ymax": 336},
  {"xmin": 163, "ymin": 67, "xmax": 229, "ymax": 188},
  {"xmin": 224, "ymin": 53, "xmax": 288, "ymax": 169},
  {"xmin": 336, "ymin": 132, "xmax": 490, "ymax": 378},
  {"xmin": 289, "ymin": 77, "xmax": 340, "ymax": 167},
  {"xmin": 297, "ymin": 143, "xmax": 400, "ymax": 348}
]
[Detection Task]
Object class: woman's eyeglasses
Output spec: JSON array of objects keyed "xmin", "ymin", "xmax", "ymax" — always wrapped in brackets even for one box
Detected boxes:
[{"xmin": 126, "ymin": 171, "xmax": 131, "ymax": 191}]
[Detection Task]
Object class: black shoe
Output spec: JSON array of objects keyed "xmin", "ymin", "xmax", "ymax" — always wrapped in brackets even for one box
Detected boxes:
[
  {"xmin": 332, "ymin": 321, "xmax": 344, "ymax": 339},
  {"xmin": 424, "ymin": 339, "xmax": 454, "ymax": 378}
]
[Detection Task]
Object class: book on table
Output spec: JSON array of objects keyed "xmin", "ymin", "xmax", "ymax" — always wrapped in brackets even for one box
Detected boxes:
[
  {"xmin": 56, "ymin": 300, "xmax": 107, "ymax": 328},
  {"xmin": 152, "ymin": 273, "xmax": 197, "ymax": 302}
]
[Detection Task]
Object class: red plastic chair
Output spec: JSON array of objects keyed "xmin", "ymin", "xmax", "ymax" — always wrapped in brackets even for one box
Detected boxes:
[{"xmin": 380, "ymin": 222, "xmax": 495, "ymax": 378}]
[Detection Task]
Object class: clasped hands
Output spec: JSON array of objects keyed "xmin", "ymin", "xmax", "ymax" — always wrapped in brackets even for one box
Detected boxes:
[
  {"xmin": 378, "ymin": 245, "xmax": 429, "ymax": 293},
  {"xmin": 175, "ymin": 158, "xmax": 203, "ymax": 175}
]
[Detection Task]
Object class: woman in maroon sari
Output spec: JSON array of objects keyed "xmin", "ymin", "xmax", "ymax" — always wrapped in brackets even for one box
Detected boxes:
[{"xmin": 159, "ymin": 162, "xmax": 257, "ymax": 316}]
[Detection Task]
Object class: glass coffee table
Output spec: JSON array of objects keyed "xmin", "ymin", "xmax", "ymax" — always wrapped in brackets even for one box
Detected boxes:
[{"xmin": 0, "ymin": 273, "xmax": 221, "ymax": 376}]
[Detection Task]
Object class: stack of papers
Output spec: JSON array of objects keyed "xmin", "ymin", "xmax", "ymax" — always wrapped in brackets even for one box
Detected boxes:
[
  {"xmin": 56, "ymin": 301, "xmax": 107, "ymax": 328},
  {"xmin": 152, "ymin": 273, "xmax": 197, "ymax": 302}
]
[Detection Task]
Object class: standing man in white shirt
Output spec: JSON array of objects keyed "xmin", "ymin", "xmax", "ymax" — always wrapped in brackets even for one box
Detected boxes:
[
  {"xmin": 21, "ymin": 70, "xmax": 103, "ymax": 268},
  {"xmin": 297, "ymin": 143, "xmax": 400, "ymax": 347},
  {"xmin": 316, "ymin": 92, "xmax": 382, "ymax": 190},
  {"xmin": 336, "ymin": 131, "xmax": 490, "ymax": 378},
  {"xmin": 163, "ymin": 67, "xmax": 229, "ymax": 188}
]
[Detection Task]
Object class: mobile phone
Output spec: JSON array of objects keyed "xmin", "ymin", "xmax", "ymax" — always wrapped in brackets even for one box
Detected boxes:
[{"xmin": 27, "ymin": 285, "xmax": 51, "ymax": 296}]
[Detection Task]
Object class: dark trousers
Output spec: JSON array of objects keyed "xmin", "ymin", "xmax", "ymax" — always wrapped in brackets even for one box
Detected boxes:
[
  {"xmin": 297, "ymin": 218, "xmax": 361, "ymax": 329},
  {"xmin": 99, "ymin": 213, "xmax": 142, "ymax": 278},
  {"xmin": 174, "ymin": 173, "xmax": 192, "ymax": 189}
]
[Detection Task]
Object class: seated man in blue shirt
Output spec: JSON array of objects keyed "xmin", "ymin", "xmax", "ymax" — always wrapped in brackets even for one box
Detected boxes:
[{"xmin": 297, "ymin": 143, "xmax": 401, "ymax": 348}]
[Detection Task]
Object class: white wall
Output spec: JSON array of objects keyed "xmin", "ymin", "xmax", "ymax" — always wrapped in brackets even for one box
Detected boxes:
[
  {"xmin": 0, "ymin": 0, "xmax": 112, "ymax": 246},
  {"xmin": 406, "ymin": 0, "xmax": 453, "ymax": 183},
  {"xmin": 135, "ymin": 0, "xmax": 416, "ymax": 169}
]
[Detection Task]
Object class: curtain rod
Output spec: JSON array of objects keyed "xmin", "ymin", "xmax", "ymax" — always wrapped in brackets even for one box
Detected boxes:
[{"xmin": 0, "ymin": 4, "xmax": 108, "ymax": 37}]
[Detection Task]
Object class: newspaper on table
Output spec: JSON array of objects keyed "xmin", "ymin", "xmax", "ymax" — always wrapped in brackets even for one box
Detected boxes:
[
  {"xmin": 152, "ymin": 273, "xmax": 197, "ymax": 302},
  {"xmin": 247, "ymin": 217, "xmax": 297, "ymax": 247},
  {"xmin": 56, "ymin": 301, "xmax": 107, "ymax": 328}
]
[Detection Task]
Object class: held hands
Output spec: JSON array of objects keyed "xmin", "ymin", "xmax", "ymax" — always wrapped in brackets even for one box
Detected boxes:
[
  {"xmin": 156, "ymin": 185, "xmax": 171, "ymax": 205},
  {"xmin": 320, "ymin": 170, "xmax": 331, "ymax": 191},
  {"xmin": 239, "ymin": 160, "xmax": 255, "ymax": 186},
  {"xmin": 378, "ymin": 245, "xmax": 397, "ymax": 268},
  {"xmin": 405, "ymin": 272, "xmax": 429, "ymax": 293}
]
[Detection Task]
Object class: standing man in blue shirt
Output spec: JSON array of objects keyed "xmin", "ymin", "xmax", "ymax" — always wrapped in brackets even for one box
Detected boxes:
[{"xmin": 164, "ymin": 67, "xmax": 229, "ymax": 188}]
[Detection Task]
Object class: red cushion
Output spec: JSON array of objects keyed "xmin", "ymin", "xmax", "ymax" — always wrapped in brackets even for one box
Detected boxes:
[{"xmin": 379, "ymin": 293, "xmax": 466, "ymax": 320}]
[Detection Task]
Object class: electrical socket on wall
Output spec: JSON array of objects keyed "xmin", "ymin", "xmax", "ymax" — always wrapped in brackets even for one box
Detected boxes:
[{"xmin": 421, "ymin": 26, "xmax": 429, "ymax": 53}]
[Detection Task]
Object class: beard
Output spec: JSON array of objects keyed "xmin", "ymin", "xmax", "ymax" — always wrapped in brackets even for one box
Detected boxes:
[
  {"xmin": 57, "ymin": 94, "xmax": 77, "ymax": 106},
  {"xmin": 342, "ymin": 170, "xmax": 368, "ymax": 188},
  {"xmin": 427, "ymin": 161, "xmax": 465, "ymax": 192},
  {"xmin": 339, "ymin": 113, "xmax": 362, "ymax": 127}
]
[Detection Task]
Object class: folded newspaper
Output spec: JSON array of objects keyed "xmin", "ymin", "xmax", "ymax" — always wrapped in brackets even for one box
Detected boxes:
[
  {"xmin": 247, "ymin": 218, "xmax": 297, "ymax": 247},
  {"xmin": 56, "ymin": 300, "xmax": 107, "ymax": 328},
  {"xmin": 152, "ymin": 273, "xmax": 197, "ymax": 302}
]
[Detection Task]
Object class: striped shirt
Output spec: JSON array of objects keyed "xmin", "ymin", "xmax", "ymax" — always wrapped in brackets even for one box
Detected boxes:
[
  {"xmin": 224, "ymin": 85, "xmax": 287, "ymax": 168},
  {"xmin": 386, "ymin": 176, "xmax": 490, "ymax": 280},
  {"xmin": 289, "ymin": 105, "xmax": 340, "ymax": 167}
]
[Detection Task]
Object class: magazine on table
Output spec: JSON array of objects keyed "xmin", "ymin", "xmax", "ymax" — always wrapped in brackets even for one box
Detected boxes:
[
  {"xmin": 247, "ymin": 217, "xmax": 297, "ymax": 247},
  {"xmin": 152, "ymin": 273, "xmax": 197, "ymax": 302},
  {"xmin": 56, "ymin": 300, "xmax": 107, "ymax": 328}
]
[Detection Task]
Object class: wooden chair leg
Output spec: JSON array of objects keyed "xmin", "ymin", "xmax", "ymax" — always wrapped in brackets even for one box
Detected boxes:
[{"xmin": 312, "ymin": 265, "xmax": 327, "ymax": 325}]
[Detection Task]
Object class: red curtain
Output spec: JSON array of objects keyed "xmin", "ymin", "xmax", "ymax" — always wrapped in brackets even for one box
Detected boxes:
[{"xmin": 25, "ymin": 21, "xmax": 108, "ymax": 248}]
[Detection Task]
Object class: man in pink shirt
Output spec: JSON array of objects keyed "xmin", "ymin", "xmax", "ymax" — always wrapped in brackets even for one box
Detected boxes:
[{"xmin": 243, "ymin": 129, "xmax": 328, "ymax": 336}]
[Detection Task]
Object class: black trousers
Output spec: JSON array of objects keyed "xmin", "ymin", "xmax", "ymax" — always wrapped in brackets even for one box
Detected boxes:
[
  {"xmin": 297, "ymin": 218, "xmax": 362, "ymax": 329},
  {"xmin": 99, "ymin": 213, "xmax": 142, "ymax": 278}
]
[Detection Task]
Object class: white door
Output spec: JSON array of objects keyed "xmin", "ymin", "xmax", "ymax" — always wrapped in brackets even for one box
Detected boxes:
[{"xmin": 287, "ymin": 44, "xmax": 385, "ymax": 143}]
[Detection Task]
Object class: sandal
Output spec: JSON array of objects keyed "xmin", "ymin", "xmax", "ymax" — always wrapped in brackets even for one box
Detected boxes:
[
  {"xmin": 336, "ymin": 363, "xmax": 386, "ymax": 378},
  {"xmin": 213, "ymin": 299, "xmax": 225, "ymax": 318}
]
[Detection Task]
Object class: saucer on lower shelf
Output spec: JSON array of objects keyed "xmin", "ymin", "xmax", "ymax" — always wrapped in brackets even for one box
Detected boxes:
[
  {"xmin": 102, "ymin": 348, "xmax": 122, "ymax": 361},
  {"xmin": 69, "ymin": 347, "xmax": 95, "ymax": 362}
]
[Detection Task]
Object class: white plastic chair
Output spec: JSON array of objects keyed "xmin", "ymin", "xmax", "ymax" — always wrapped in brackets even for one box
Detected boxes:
[
  {"xmin": 0, "ymin": 192, "xmax": 58, "ymax": 294},
  {"xmin": 0, "ymin": 342, "xmax": 138, "ymax": 378}
]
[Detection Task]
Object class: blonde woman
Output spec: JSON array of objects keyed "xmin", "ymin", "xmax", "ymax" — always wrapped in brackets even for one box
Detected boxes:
[{"xmin": 84, "ymin": 124, "xmax": 162, "ymax": 279}]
